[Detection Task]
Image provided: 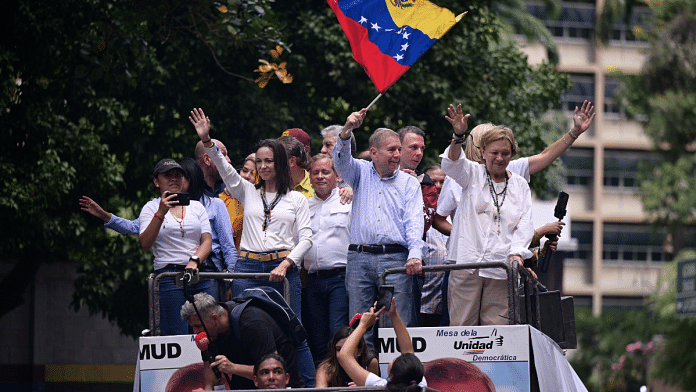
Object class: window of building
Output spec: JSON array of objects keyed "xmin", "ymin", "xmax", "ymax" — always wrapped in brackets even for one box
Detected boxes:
[
  {"xmin": 603, "ymin": 223, "xmax": 670, "ymax": 264},
  {"xmin": 527, "ymin": 2, "xmax": 596, "ymax": 41},
  {"xmin": 566, "ymin": 221, "xmax": 593, "ymax": 265},
  {"xmin": 604, "ymin": 76, "xmax": 624, "ymax": 118},
  {"xmin": 602, "ymin": 296, "xmax": 645, "ymax": 311},
  {"xmin": 562, "ymin": 148, "xmax": 593, "ymax": 188},
  {"xmin": 603, "ymin": 149, "xmax": 661, "ymax": 192},
  {"xmin": 610, "ymin": 7, "xmax": 651, "ymax": 45},
  {"xmin": 560, "ymin": 73, "xmax": 595, "ymax": 113}
]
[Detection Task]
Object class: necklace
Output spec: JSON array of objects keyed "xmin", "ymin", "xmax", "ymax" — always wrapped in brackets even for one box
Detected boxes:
[
  {"xmin": 261, "ymin": 187, "xmax": 282, "ymax": 231},
  {"xmin": 171, "ymin": 206, "xmax": 186, "ymax": 237},
  {"xmin": 486, "ymin": 170, "xmax": 508, "ymax": 235}
]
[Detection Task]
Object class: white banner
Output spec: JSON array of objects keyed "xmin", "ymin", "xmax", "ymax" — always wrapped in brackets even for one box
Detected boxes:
[
  {"xmin": 138, "ymin": 335, "xmax": 209, "ymax": 392},
  {"xmin": 378, "ymin": 325, "xmax": 529, "ymax": 363},
  {"xmin": 138, "ymin": 335, "xmax": 200, "ymax": 370},
  {"xmin": 378, "ymin": 325, "xmax": 531, "ymax": 392}
]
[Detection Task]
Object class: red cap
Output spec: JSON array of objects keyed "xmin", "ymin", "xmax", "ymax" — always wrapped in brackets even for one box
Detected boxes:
[
  {"xmin": 194, "ymin": 332, "xmax": 210, "ymax": 351},
  {"xmin": 282, "ymin": 128, "xmax": 310, "ymax": 155}
]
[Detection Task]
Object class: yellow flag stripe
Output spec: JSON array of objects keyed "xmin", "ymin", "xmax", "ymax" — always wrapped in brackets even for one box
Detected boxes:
[{"xmin": 385, "ymin": 0, "xmax": 462, "ymax": 39}]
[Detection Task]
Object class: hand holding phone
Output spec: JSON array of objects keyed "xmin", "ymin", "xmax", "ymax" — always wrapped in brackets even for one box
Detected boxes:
[
  {"xmin": 375, "ymin": 285, "xmax": 394, "ymax": 311},
  {"xmin": 165, "ymin": 192, "xmax": 191, "ymax": 206}
]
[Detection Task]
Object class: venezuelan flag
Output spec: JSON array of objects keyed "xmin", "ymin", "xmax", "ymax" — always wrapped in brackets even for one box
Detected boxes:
[{"xmin": 328, "ymin": 0, "xmax": 464, "ymax": 93}]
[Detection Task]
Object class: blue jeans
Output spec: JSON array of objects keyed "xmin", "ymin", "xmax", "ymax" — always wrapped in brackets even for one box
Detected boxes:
[
  {"xmin": 230, "ymin": 256, "xmax": 302, "ymax": 322},
  {"xmin": 346, "ymin": 250, "xmax": 414, "ymax": 346},
  {"xmin": 305, "ymin": 272, "xmax": 349, "ymax": 365},
  {"xmin": 440, "ymin": 270, "xmax": 451, "ymax": 326},
  {"xmin": 296, "ymin": 340, "xmax": 316, "ymax": 388},
  {"xmin": 157, "ymin": 266, "xmax": 216, "ymax": 336}
]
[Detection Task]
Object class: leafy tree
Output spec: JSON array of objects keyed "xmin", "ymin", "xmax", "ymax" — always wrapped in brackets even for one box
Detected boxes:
[
  {"xmin": 1, "ymin": 0, "xmax": 570, "ymax": 337},
  {"xmin": 0, "ymin": 0, "xmax": 291, "ymax": 337}
]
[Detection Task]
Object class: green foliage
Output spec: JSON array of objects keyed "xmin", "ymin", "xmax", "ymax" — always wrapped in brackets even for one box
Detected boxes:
[
  {"xmin": 638, "ymin": 157, "xmax": 696, "ymax": 230},
  {"xmin": 0, "ymin": 0, "xmax": 291, "ymax": 336},
  {"xmin": 649, "ymin": 251, "xmax": 696, "ymax": 391},
  {"xmin": 1, "ymin": 0, "xmax": 569, "ymax": 336},
  {"xmin": 570, "ymin": 307, "xmax": 659, "ymax": 392},
  {"xmin": 570, "ymin": 251, "xmax": 696, "ymax": 391}
]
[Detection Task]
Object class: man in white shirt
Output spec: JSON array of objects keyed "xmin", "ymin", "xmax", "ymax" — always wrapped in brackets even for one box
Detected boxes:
[{"xmin": 303, "ymin": 154, "xmax": 351, "ymax": 364}]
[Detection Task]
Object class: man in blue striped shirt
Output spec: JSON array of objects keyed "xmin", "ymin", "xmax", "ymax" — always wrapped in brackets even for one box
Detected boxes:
[{"xmin": 332, "ymin": 109, "xmax": 426, "ymax": 332}]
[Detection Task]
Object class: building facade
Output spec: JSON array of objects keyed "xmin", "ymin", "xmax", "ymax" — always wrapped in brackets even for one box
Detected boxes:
[{"xmin": 519, "ymin": 0, "xmax": 669, "ymax": 316}]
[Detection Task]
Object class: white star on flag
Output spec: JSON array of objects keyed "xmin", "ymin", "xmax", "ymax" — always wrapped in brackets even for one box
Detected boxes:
[
  {"xmin": 359, "ymin": 16, "xmax": 367, "ymax": 24},
  {"xmin": 401, "ymin": 43, "xmax": 409, "ymax": 51},
  {"xmin": 371, "ymin": 22, "xmax": 381, "ymax": 31},
  {"xmin": 402, "ymin": 31, "xmax": 410, "ymax": 39},
  {"xmin": 394, "ymin": 53, "xmax": 404, "ymax": 61}
]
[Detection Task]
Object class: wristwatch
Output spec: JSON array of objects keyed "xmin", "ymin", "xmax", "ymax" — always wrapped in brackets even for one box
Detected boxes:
[{"xmin": 189, "ymin": 255, "xmax": 201, "ymax": 267}]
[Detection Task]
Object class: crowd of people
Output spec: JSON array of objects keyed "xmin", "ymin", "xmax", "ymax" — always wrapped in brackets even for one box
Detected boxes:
[{"xmin": 80, "ymin": 100, "xmax": 595, "ymax": 390}]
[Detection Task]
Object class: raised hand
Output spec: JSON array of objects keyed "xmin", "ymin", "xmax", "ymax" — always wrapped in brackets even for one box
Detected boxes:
[
  {"xmin": 359, "ymin": 304, "xmax": 384, "ymax": 329},
  {"xmin": 572, "ymin": 100, "xmax": 596, "ymax": 136},
  {"xmin": 345, "ymin": 109, "xmax": 367, "ymax": 130},
  {"xmin": 189, "ymin": 108, "xmax": 211, "ymax": 141},
  {"xmin": 445, "ymin": 104, "xmax": 471, "ymax": 136},
  {"xmin": 79, "ymin": 196, "xmax": 111, "ymax": 222}
]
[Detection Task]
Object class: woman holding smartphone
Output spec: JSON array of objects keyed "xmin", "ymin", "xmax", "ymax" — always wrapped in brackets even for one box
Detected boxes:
[{"xmin": 139, "ymin": 158, "xmax": 214, "ymax": 336}]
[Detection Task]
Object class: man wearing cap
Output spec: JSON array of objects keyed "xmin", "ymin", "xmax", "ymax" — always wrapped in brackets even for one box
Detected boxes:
[{"xmin": 332, "ymin": 109, "xmax": 426, "ymax": 332}]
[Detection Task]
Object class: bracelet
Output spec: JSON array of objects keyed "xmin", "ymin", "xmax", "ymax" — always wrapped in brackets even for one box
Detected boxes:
[
  {"xmin": 562, "ymin": 134, "xmax": 573, "ymax": 146},
  {"xmin": 153, "ymin": 212, "xmax": 164, "ymax": 221},
  {"xmin": 568, "ymin": 129, "xmax": 579, "ymax": 139},
  {"xmin": 448, "ymin": 138, "xmax": 465, "ymax": 144},
  {"xmin": 204, "ymin": 140, "xmax": 215, "ymax": 149},
  {"xmin": 452, "ymin": 132, "xmax": 465, "ymax": 140},
  {"xmin": 201, "ymin": 138, "xmax": 212, "ymax": 145}
]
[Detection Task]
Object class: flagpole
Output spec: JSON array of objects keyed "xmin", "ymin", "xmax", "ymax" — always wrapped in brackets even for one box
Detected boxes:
[{"xmin": 365, "ymin": 93, "xmax": 383, "ymax": 111}]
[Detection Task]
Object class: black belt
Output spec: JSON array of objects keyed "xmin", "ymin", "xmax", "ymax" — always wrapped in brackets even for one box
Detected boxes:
[
  {"xmin": 348, "ymin": 244, "xmax": 408, "ymax": 254},
  {"xmin": 156, "ymin": 262, "xmax": 217, "ymax": 274},
  {"xmin": 308, "ymin": 267, "xmax": 346, "ymax": 279}
]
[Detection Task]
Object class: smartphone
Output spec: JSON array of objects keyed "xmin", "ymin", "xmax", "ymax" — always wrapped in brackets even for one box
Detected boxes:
[
  {"xmin": 375, "ymin": 285, "xmax": 394, "ymax": 311},
  {"xmin": 167, "ymin": 192, "xmax": 191, "ymax": 206}
]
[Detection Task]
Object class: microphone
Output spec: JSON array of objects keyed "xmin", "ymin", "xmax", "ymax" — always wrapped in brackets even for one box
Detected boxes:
[
  {"xmin": 195, "ymin": 332, "xmax": 222, "ymax": 380},
  {"xmin": 540, "ymin": 192, "xmax": 569, "ymax": 272}
]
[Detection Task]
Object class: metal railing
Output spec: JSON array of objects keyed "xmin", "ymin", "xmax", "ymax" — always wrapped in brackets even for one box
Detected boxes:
[
  {"xmin": 147, "ymin": 263, "xmax": 545, "ymax": 334},
  {"xmin": 147, "ymin": 272, "xmax": 290, "ymax": 336},
  {"xmin": 379, "ymin": 262, "xmax": 544, "ymax": 329}
]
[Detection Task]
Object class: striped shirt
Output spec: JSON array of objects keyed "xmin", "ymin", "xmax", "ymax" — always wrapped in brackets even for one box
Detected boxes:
[{"xmin": 332, "ymin": 137, "xmax": 426, "ymax": 260}]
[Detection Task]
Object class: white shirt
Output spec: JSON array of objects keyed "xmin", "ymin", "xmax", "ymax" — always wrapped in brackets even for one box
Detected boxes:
[
  {"xmin": 437, "ymin": 157, "xmax": 530, "ymax": 220},
  {"xmin": 139, "ymin": 199, "xmax": 211, "ymax": 271},
  {"xmin": 206, "ymin": 145, "xmax": 312, "ymax": 267},
  {"xmin": 303, "ymin": 188, "xmax": 352, "ymax": 273},
  {"xmin": 364, "ymin": 372, "xmax": 427, "ymax": 388},
  {"xmin": 441, "ymin": 147, "xmax": 534, "ymax": 279}
]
